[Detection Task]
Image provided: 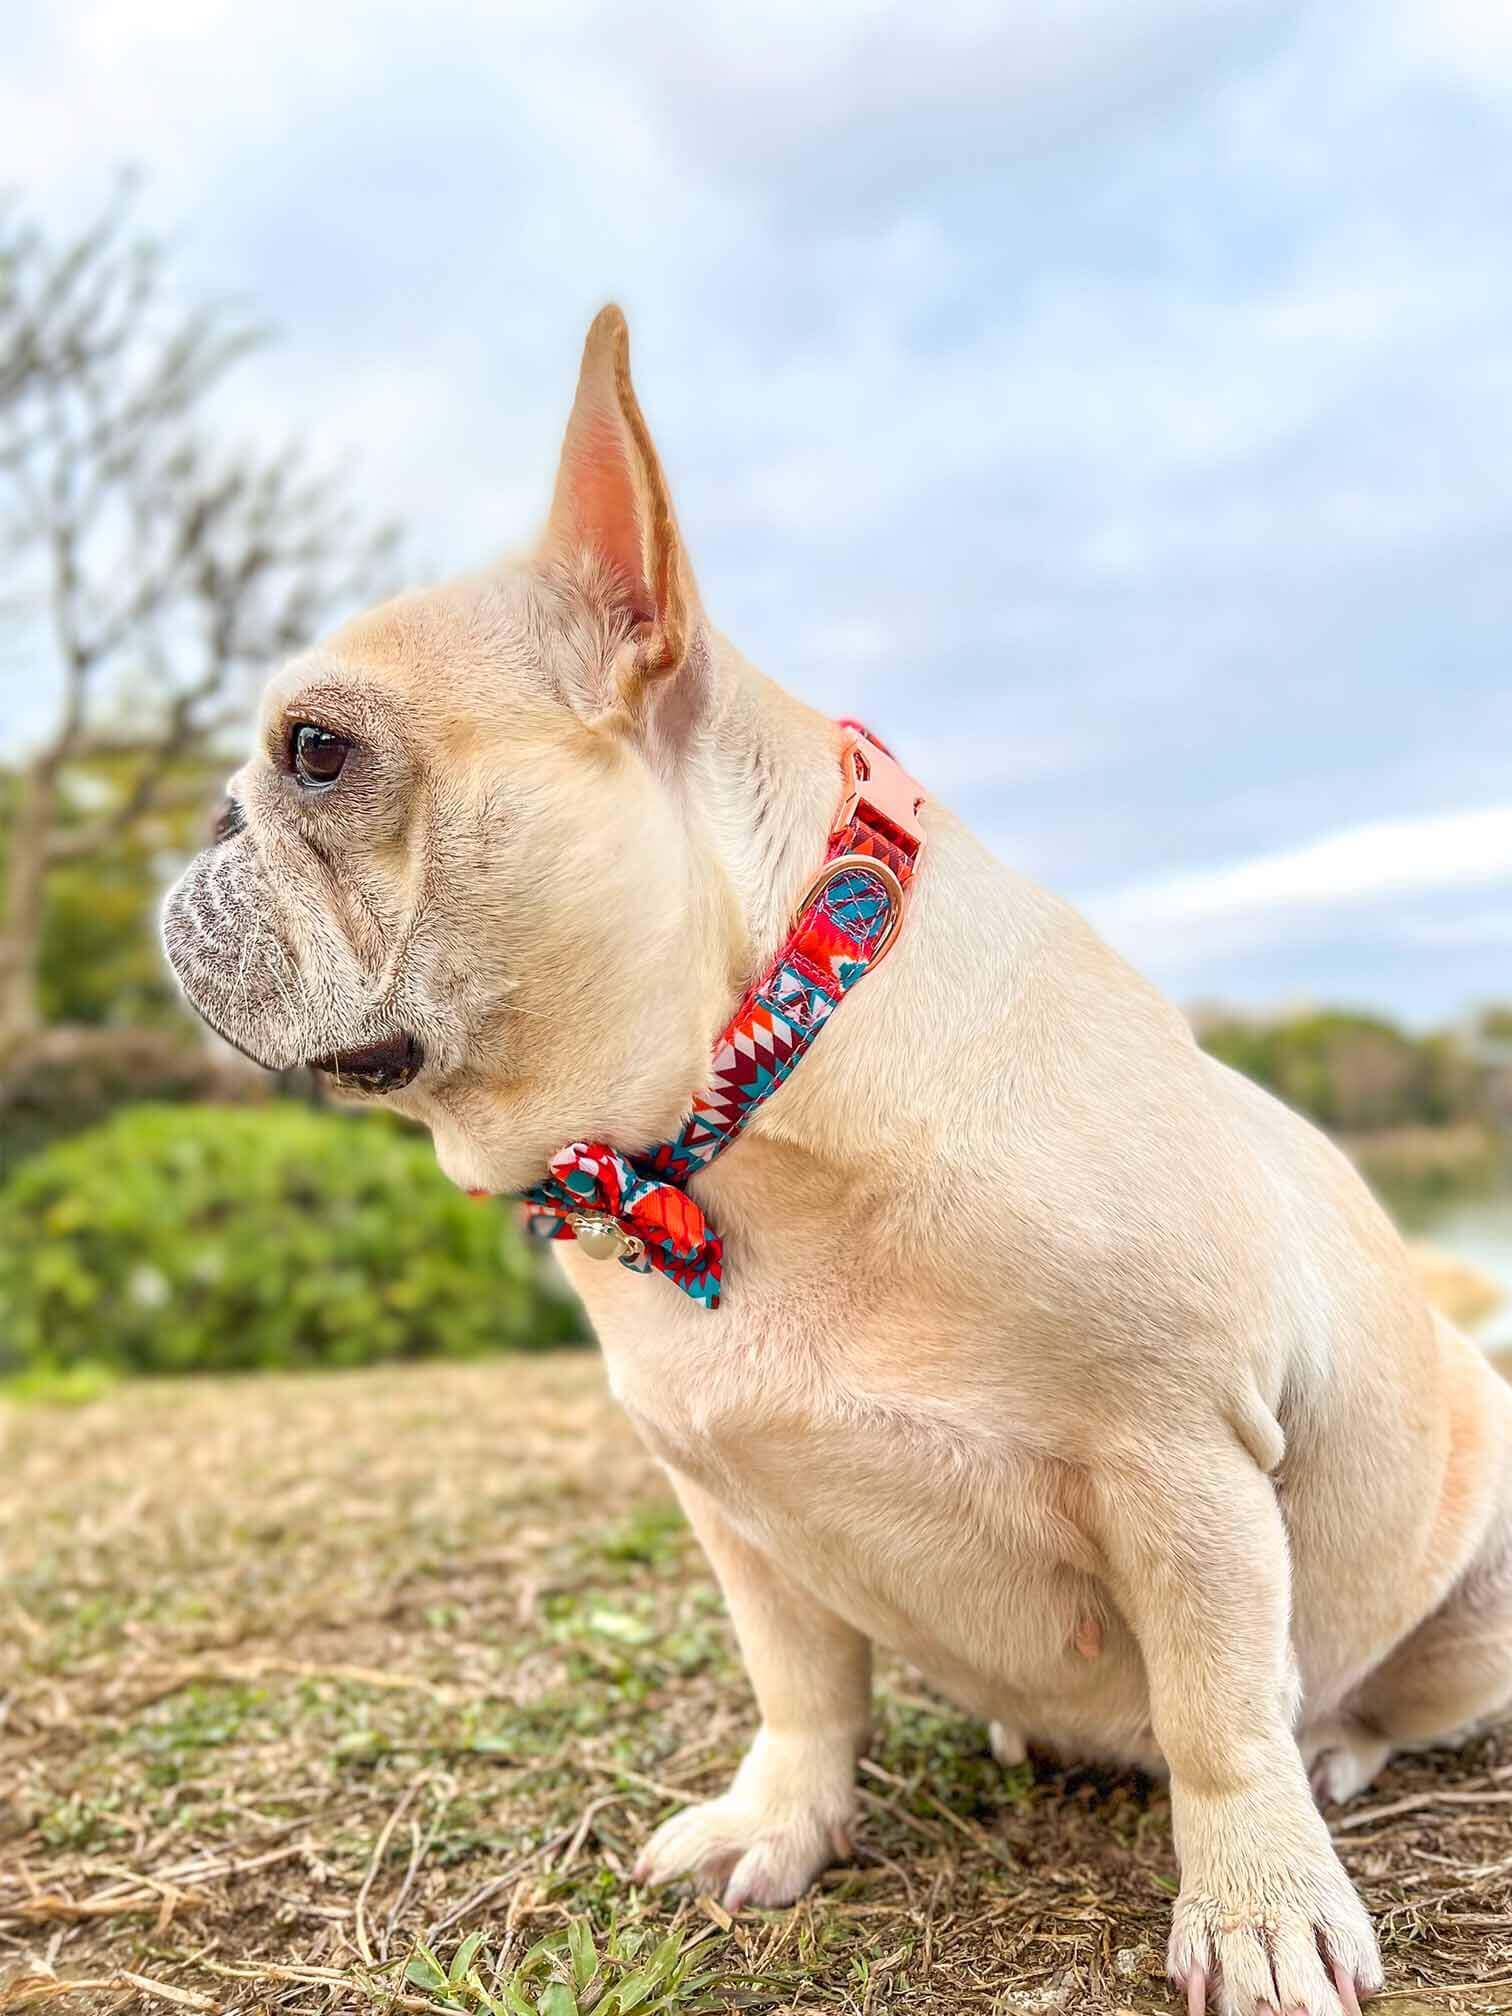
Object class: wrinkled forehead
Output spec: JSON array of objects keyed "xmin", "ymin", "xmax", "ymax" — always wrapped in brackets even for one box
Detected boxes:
[
  {"xmin": 258, "ymin": 647, "xmax": 411, "ymax": 747},
  {"xmin": 255, "ymin": 572, "xmax": 559, "ymax": 748}
]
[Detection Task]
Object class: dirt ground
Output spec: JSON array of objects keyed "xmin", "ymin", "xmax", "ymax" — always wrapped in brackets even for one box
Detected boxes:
[{"xmin": 2, "ymin": 1355, "xmax": 1510, "ymax": 2014}]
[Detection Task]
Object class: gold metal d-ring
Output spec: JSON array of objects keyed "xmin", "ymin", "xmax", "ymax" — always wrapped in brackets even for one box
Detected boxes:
[{"xmin": 795, "ymin": 853, "xmax": 907, "ymax": 968}]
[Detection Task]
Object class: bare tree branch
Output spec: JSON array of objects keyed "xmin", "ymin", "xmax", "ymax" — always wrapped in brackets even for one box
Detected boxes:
[{"xmin": 0, "ymin": 181, "xmax": 402, "ymax": 1055}]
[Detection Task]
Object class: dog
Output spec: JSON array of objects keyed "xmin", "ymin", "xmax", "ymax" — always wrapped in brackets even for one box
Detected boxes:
[{"xmin": 165, "ymin": 306, "xmax": 1512, "ymax": 2016}]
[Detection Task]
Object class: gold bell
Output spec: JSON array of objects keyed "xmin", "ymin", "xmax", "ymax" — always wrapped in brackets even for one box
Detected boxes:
[{"xmin": 568, "ymin": 1212, "xmax": 643, "ymax": 1263}]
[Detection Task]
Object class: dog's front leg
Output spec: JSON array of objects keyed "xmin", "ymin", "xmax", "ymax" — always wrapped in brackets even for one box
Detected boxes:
[
  {"xmin": 1094, "ymin": 1447, "xmax": 1382, "ymax": 2016},
  {"xmin": 633, "ymin": 1472, "xmax": 871, "ymax": 1911}
]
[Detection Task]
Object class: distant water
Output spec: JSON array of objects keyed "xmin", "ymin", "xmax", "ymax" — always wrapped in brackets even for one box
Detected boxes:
[{"xmin": 1418, "ymin": 1184, "xmax": 1512, "ymax": 1368}]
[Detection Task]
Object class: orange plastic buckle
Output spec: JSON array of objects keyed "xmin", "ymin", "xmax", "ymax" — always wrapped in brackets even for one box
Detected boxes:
[{"xmin": 837, "ymin": 730, "xmax": 926, "ymax": 856}]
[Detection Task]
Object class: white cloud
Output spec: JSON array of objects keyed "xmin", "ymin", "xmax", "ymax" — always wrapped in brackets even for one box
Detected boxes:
[
  {"xmin": 1384, "ymin": 0, "xmax": 1512, "ymax": 89},
  {"xmin": 906, "ymin": 733, "xmax": 1090, "ymax": 797},
  {"xmin": 1083, "ymin": 804, "xmax": 1512, "ymax": 945},
  {"xmin": 798, "ymin": 616, "xmax": 895, "ymax": 668},
  {"xmin": 1399, "ymin": 910, "xmax": 1512, "ymax": 949}
]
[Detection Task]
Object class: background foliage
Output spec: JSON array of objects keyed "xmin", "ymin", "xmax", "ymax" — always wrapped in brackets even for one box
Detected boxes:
[
  {"xmin": 1197, "ymin": 1008, "xmax": 1485, "ymax": 1133},
  {"xmin": 0, "ymin": 757, "xmax": 209, "ymax": 1033},
  {"xmin": 0, "ymin": 1102, "xmax": 582, "ymax": 1383}
]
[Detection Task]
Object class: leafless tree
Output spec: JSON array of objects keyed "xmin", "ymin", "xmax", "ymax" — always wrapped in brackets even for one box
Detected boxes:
[{"xmin": 0, "ymin": 183, "xmax": 400, "ymax": 1062}]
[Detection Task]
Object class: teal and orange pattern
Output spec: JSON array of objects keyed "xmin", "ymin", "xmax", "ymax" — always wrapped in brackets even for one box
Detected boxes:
[{"xmin": 521, "ymin": 730, "xmax": 924, "ymax": 1308}]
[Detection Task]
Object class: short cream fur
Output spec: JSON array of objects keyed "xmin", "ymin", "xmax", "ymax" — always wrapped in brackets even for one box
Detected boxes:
[{"xmin": 165, "ymin": 309, "xmax": 1512, "ymax": 2016}]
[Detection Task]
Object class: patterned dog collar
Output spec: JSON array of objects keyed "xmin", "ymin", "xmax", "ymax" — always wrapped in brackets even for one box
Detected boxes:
[{"xmin": 518, "ymin": 726, "xmax": 926, "ymax": 1308}]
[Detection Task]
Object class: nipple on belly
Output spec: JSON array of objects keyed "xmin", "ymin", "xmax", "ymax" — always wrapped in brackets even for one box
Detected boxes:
[{"xmin": 1073, "ymin": 1614, "xmax": 1104, "ymax": 1660}]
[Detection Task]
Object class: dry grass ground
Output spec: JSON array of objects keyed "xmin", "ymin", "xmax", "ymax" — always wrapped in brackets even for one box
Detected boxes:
[{"xmin": 2, "ymin": 1355, "xmax": 1510, "ymax": 2015}]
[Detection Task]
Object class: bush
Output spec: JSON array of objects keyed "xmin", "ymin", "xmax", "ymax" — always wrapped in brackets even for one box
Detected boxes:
[
  {"xmin": 0, "ymin": 1028, "xmax": 258, "ymax": 1176},
  {"xmin": 0, "ymin": 1102, "xmax": 583, "ymax": 1379},
  {"xmin": 1198, "ymin": 1009, "xmax": 1488, "ymax": 1134}
]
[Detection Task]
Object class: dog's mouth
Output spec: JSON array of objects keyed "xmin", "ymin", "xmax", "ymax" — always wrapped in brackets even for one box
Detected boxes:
[{"xmin": 306, "ymin": 1032, "xmax": 425, "ymax": 1094}]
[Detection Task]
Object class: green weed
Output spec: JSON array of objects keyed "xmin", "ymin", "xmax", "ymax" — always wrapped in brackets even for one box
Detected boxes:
[{"xmin": 402, "ymin": 1919, "xmax": 765, "ymax": 2015}]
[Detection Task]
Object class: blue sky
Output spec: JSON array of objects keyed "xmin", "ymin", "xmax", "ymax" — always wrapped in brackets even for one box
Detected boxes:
[{"xmin": 4, "ymin": 0, "xmax": 1511, "ymax": 1023}]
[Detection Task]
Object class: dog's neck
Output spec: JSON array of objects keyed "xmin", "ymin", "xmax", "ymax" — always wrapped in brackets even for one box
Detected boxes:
[
  {"xmin": 658, "ymin": 631, "xmax": 944, "ymax": 1189},
  {"xmin": 674, "ymin": 639, "xmax": 851, "ymax": 990},
  {"xmin": 519, "ymin": 638, "xmax": 927, "ymax": 1301}
]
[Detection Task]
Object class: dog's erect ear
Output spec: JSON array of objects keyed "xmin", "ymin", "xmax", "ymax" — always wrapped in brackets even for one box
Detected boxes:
[{"xmin": 544, "ymin": 305, "xmax": 693, "ymax": 695}]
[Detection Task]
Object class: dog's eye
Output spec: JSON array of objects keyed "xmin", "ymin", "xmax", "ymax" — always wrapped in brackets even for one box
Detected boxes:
[{"xmin": 290, "ymin": 723, "xmax": 351, "ymax": 787}]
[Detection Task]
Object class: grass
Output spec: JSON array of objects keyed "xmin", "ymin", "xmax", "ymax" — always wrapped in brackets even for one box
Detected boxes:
[{"xmin": 1, "ymin": 1356, "xmax": 1510, "ymax": 2013}]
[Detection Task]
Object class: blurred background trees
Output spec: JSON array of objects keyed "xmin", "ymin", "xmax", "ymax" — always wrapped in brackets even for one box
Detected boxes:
[
  {"xmin": 1195, "ymin": 1007, "xmax": 1487, "ymax": 1135},
  {"xmin": 0, "ymin": 184, "xmax": 406, "ymax": 1171},
  {"xmin": 1194, "ymin": 1003, "xmax": 1512, "ymax": 1212},
  {"xmin": 0, "ymin": 183, "xmax": 397, "ymax": 1073}
]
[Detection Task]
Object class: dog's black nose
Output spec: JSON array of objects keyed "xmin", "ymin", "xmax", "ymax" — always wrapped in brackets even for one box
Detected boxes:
[{"xmin": 212, "ymin": 796, "xmax": 246, "ymax": 843}]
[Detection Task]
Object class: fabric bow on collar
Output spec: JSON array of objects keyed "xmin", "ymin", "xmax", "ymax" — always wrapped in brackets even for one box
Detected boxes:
[
  {"xmin": 523, "ymin": 1141, "xmax": 724, "ymax": 1307},
  {"xmin": 519, "ymin": 727, "xmax": 925, "ymax": 1310}
]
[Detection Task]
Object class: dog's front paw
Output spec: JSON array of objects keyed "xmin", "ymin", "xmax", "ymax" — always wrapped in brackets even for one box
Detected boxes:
[
  {"xmin": 1168, "ymin": 1839, "xmax": 1382, "ymax": 2016},
  {"xmin": 631, "ymin": 1728, "xmax": 858, "ymax": 1911},
  {"xmin": 633, "ymin": 1792, "xmax": 846, "ymax": 1910}
]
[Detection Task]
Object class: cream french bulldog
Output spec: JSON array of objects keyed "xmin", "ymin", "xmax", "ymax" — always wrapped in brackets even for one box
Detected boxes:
[{"xmin": 164, "ymin": 308, "xmax": 1512, "ymax": 2016}]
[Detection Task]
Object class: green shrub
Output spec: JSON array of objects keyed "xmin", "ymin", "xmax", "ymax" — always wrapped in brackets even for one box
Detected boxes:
[
  {"xmin": 0, "ymin": 1102, "xmax": 583, "ymax": 1379},
  {"xmin": 1198, "ymin": 1009, "xmax": 1489, "ymax": 1134}
]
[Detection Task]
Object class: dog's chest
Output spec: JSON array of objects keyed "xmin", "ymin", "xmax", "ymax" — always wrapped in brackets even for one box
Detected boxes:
[
  {"xmin": 592, "ymin": 1286, "xmax": 851, "ymax": 1499},
  {"xmin": 578, "ymin": 1270, "xmax": 1122, "ymax": 1718},
  {"xmin": 577, "ymin": 1263, "xmax": 1014, "ymax": 1535}
]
